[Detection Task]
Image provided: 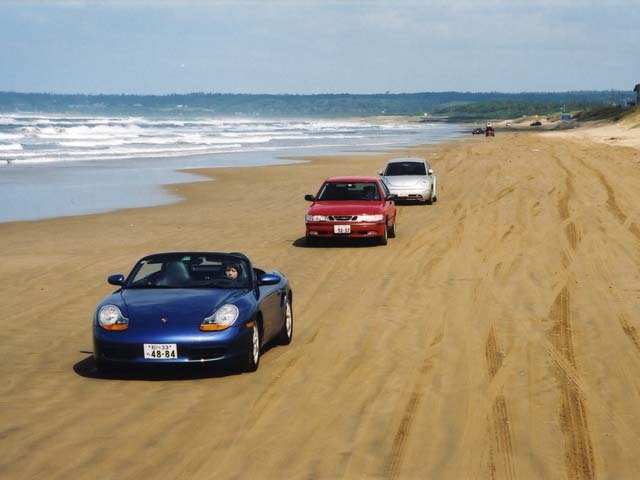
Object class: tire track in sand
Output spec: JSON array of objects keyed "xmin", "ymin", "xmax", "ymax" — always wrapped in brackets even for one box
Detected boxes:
[
  {"xmin": 577, "ymin": 158, "xmax": 627, "ymax": 225},
  {"xmin": 550, "ymin": 152, "xmax": 595, "ymax": 477},
  {"xmin": 485, "ymin": 326, "xmax": 516, "ymax": 479},
  {"xmin": 382, "ymin": 323, "xmax": 444, "ymax": 480},
  {"xmin": 576, "ymin": 157, "xmax": 640, "ymax": 243},
  {"xmin": 593, "ymin": 254, "xmax": 640, "ymax": 356},
  {"xmin": 548, "ymin": 286, "xmax": 596, "ymax": 480},
  {"xmin": 629, "ymin": 223, "xmax": 640, "ymax": 241},
  {"xmin": 619, "ymin": 314, "xmax": 640, "ymax": 354},
  {"xmin": 554, "ymin": 154, "xmax": 580, "ymax": 251}
]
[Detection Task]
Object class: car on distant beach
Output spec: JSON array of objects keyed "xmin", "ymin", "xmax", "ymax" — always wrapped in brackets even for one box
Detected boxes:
[
  {"xmin": 93, "ymin": 251, "xmax": 293, "ymax": 374},
  {"xmin": 378, "ymin": 157, "xmax": 437, "ymax": 205},
  {"xmin": 472, "ymin": 128, "xmax": 484, "ymax": 135},
  {"xmin": 304, "ymin": 176, "xmax": 397, "ymax": 245},
  {"xmin": 530, "ymin": 121, "xmax": 542, "ymax": 127}
]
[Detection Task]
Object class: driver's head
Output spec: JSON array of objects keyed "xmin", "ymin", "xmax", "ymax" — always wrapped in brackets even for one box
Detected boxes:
[{"xmin": 225, "ymin": 264, "xmax": 239, "ymax": 279}]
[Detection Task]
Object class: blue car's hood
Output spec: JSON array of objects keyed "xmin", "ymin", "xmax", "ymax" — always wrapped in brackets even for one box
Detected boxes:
[{"xmin": 117, "ymin": 288, "xmax": 246, "ymax": 332}]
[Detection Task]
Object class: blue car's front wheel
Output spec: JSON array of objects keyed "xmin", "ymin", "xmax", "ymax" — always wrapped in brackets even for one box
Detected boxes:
[
  {"xmin": 277, "ymin": 296, "xmax": 293, "ymax": 345},
  {"xmin": 244, "ymin": 322, "xmax": 261, "ymax": 372}
]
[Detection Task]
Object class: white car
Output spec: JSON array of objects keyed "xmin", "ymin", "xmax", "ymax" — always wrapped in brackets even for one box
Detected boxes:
[{"xmin": 378, "ymin": 158, "xmax": 437, "ymax": 205}]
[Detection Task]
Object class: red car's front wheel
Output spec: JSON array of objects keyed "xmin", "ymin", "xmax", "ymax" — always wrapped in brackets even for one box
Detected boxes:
[
  {"xmin": 379, "ymin": 223, "xmax": 388, "ymax": 245},
  {"xmin": 388, "ymin": 219, "xmax": 396, "ymax": 238}
]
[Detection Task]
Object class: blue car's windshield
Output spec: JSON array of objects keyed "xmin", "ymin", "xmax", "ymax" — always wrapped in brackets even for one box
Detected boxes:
[{"xmin": 126, "ymin": 253, "xmax": 251, "ymax": 289}]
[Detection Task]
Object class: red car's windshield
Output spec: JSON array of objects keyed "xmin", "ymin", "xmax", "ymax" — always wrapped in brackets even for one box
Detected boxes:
[{"xmin": 317, "ymin": 182, "xmax": 380, "ymax": 201}]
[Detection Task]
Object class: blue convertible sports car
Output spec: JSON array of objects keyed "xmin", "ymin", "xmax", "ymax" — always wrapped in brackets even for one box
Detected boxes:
[{"xmin": 93, "ymin": 252, "xmax": 293, "ymax": 373}]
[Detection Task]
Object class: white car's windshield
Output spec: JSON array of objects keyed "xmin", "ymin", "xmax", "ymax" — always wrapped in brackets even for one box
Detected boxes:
[{"xmin": 385, "ymin": 162, "xmax": 426, "ymax": 176}]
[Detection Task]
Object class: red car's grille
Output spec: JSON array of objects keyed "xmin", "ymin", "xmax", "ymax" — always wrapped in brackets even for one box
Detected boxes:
[{"xmin": 329, "ymin": 215, "xmax": 357, "ymax": 221}]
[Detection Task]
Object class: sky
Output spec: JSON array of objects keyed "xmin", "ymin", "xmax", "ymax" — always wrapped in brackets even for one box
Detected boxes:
[{"xmin": 0, "ymin": 0, "xmax": 638, "ymax": 95}]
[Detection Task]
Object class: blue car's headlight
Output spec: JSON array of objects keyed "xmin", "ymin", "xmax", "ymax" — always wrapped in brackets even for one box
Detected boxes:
[
  {"xmin": 201, "ymin": 304, "xmax": 239, "ymax": 331},
  {"xmin": 98, "ymin": 305, "xmax": 129, "ymax": 331}
]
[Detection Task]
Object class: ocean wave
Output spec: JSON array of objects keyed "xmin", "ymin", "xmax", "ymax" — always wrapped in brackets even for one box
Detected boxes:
[
  {"xmin": 0, "ymin": 143, "xmax": 23, "ymax": 151},
  {"xmin": 0, "ymin": 112, "xmax": 463, "ymax": 166},
  {"xmin": 0, "ymin": 144, "xmax": 246, "ymax": 164},
  {"xmin": 0, "ymin": 132, "xmax": 22, "ymax": 140}
]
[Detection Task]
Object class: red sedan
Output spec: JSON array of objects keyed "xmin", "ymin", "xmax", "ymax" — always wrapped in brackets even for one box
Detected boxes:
[{"xmin": 304, "ymin": 176, "xmax": 397, "ymax": 245}]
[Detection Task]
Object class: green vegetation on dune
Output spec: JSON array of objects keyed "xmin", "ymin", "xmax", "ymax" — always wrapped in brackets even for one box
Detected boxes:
[
  {"xmin": 572, "ymin": 105, "xmax": 639, "ymax": 122},
  {"xmin": 432, "ymin": 99, "xmax": 617, "ymax": 121}
]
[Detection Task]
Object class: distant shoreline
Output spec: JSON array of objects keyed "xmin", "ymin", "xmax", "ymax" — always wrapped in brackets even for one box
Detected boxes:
[{"xmin": 1, "ymin": 90, "xmax": 633, "ymax": 120}]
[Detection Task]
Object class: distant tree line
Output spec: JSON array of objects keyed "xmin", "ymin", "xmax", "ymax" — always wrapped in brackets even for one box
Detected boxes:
[{"xmin": 0, "ymin": 90, "xmax": 633, "ymax": 120}]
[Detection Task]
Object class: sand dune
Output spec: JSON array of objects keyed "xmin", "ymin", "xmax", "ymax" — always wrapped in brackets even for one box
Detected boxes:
[{"xmin": 1, "ymin": 127, "xmax": 640, "ymax": 479}]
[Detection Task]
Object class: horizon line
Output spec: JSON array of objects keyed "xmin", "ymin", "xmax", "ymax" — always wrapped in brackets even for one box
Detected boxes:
[{"xmin": 0, "ymin": 89, "xmax": 633, "ymax": 97}]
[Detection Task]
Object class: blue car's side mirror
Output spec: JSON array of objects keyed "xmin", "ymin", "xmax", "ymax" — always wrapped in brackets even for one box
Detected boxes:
[
  {"xmin": 258, "ymin": 273, "xmax": 280, "ymax": 286},
  {"xmin": 108, "ymin": 274, "xmax": 125, "ymax": 286}
]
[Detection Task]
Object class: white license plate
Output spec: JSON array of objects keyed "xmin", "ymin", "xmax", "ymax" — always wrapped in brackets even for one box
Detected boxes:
[
  {"xmin": 144, "ymin": 343, "xmax": 178, "ymax": 359},
  {"xmin": 334, "ymin": 224, "xmax": 351, "ymax": 234}
]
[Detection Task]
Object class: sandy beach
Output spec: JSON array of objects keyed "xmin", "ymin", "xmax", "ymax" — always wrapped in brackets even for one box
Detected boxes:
[{"xmin": 1, "ymin": 124, "xmax": 640, "ymax": 479}]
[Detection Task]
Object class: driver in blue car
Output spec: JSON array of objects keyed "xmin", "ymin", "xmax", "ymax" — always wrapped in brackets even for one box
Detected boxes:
[{"xmin": 225, "ymin": 264, "xmax": 240, "ymax": 280}]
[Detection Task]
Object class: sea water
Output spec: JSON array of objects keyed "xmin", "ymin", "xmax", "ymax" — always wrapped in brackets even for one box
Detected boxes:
[{"xmin": 0, "ymin": 113, "xmax": 464, "ymax": 222}]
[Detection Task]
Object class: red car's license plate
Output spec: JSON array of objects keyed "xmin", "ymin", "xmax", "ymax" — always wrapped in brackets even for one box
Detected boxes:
[{"xmin": 334, "ymin": 225, "xmax": 351, "ymax": 234}]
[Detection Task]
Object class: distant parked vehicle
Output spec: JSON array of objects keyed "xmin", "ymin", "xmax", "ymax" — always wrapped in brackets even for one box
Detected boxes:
[
  {"xmin": 530, "ymin": 121, "xmax": 542, "ymax": 126},
  {"xmin": 378, "ymin": 157, "xmax": 437, "ymax": 205},
  {"xmin": 472, "ymin": 128, "xmax": 484, "ymax": 135}
]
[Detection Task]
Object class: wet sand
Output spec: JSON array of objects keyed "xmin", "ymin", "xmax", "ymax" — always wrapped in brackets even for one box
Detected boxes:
[{"xmin": 1, "ymin": 129, "xmax": 640, "ymax": 479}]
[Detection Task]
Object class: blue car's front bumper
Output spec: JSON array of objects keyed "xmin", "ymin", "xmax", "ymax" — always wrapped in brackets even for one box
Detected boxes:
[{"xmin": 93, "ymin": 324, "xmax": 254, "ymax": 365}]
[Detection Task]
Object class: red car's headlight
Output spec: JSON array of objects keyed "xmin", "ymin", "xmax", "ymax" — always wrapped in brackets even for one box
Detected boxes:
[
  {"xmin": 357, "ymin": 214, "xmax": 383, "ymax": 222},
  {"xmin": 305, "ymin": 214, "xmax": 329, "ymax": 222}
]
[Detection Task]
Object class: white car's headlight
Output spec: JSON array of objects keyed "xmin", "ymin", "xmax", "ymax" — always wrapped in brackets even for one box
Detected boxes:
[
  {"xmin": 306, "ymin": 214, "xmax": 329, "ymax": 222},
  {"xmin": 420, "ymin": 178, "xmax": 430, "ymax": 185},
  {"xmin": 201, "ymin": 304, "xmax": 239, "ymax": 331},
  {"xmin": 357, "ymin": 214, "xmax": 383, "ymax": 222},
  {"xmin": 98, "ymin": 305, "xmax": 129, "ymax": 331}
]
